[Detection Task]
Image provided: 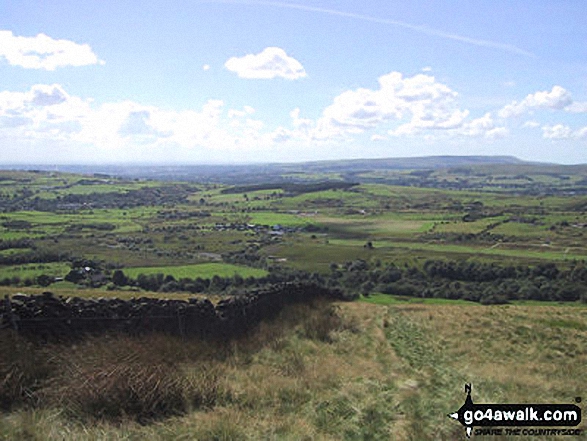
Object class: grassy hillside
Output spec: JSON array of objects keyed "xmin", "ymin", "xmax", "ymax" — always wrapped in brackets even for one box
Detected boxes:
[{"xmin": 1, "ymin": 300, "xmax": 585, "ymax": 440}]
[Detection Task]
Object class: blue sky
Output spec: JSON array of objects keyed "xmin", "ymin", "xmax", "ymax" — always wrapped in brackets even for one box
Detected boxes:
[{"xmin": 1, "ymin": 0, "xmax": 586, "ymax": 164}]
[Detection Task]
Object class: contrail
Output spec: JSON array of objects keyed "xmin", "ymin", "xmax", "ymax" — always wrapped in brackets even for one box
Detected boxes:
[{"xmin": 203, "ymin": 0, "xmax": 536, "ymax": 58}]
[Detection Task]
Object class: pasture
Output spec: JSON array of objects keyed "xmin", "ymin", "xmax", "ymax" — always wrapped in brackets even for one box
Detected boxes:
[
  {"xmin": 122, "ymin": 263, "xmax": 268, "ymax": 279},
  {"xmin": 0, "ymin": 263, "xmax": 70, "ymax": 281}
]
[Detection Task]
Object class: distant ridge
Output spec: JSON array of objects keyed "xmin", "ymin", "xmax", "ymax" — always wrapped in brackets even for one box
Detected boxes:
[
  {"xmin": 6, "ymin": 155, "xmax": 530, "ymax": 172},
  {"xmin": 0, "ymin": 155, "xmax": 562, "ymax": 184},
  {"xmin": 276, "ymin": 155, "xmax": 528, "ymax": 171}
]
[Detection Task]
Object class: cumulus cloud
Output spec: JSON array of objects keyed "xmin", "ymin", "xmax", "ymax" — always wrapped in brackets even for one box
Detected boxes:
[
  {"xmin": 542, "ymin": 124, "xmax": 573, "ymax": 139},
  {"xmin": 0, "ymin": 84, "xmax": 278, "ymax": 161},
  {"xmin": 314, "ymin": 71, "xmax": 469, "ymax": 139},
  {"xmin": 118, "ymin": 110, "xmax": 171, "ymax": 139},
  {"xmin": 290, "ymin": 108, "xmax": 313, "ymax": 130},
  {"xmin": 224, "ymin": 47, "xmax": 306, "ymax": 80},
  {"xmin": 565, "ymin": 101, "xmax": 587, "ymax": 113},
  {"xmin": 542, "ymin": 124, "xmax": 587, "ymax": 140},
  {"xmin": 522, "ymin": 120, "xmax": 540, "ymax": 128},
  {"xmin": 499, "ymin": 86, "xmax": 573, "ymax": 118},
  {"xmin": 31, "ymin": 84, "xmax": 68, "ymax": 106},
  {"xmin": 5, "ymin": 76, "xmax": 585, "ymax": 163},
  {"xmin": 277, "ymin": 72, "xmax": 506, "ymax": 143},
  {"xmin": 228, "ymin": 106, "xmax": 255, "ymax": 118},
  {"xmin": 458, "ymin": 113, "xmax": 499, "ymax": 138},
  {"xmin": 0, "ymin": 30, "xmax": 104, "ymax": 70}
]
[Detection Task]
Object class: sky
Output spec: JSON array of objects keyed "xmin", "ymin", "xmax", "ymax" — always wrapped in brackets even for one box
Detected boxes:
[{"xmin": 0, "ymin": 0, "xmax": 586, "ymax": 165}]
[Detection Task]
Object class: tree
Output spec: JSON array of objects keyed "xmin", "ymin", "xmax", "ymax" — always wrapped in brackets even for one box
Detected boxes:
[
  {"xmin": 112, "ymin": 270, "xmax": 128, "ymax": 286},
  {"xmin": 36, "ymin": 274, "xmax": 53, "ymax": 287}
]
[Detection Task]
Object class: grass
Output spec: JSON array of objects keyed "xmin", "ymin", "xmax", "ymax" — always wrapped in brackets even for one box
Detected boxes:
[
  {"xmin": 313, "ymin": 213, "xmax": 436, "ymax": 238},
  {"xmin": 245, "ymin": 212, "xmax": 315, "ymax": 227},
  {"xmin": 359, "ymin": 293, "xmax": 479, "ymax": 306},
  {"xmin": 122, "ymin": 263, "xmax": 268, "ymax": 279},
  {"xmin": 0, "ymin": 248, "xmax": 32, "ymax": 257},
  {"xmin": 1, "ymin": 210, "xmax": 142, "ymax": 235},
  {"xmin": 511, "ymin": 299, "xmax": 587, "ymax": 307},
  {"xmin": 0, "ymin": 286, "xmax": 203, "ymax": 301},
  {"xmin": 326, "ymin": 238, "xmax": 587, "ymax": 261},
  {"xmin": 1, "ymin": 301, "xmax": 585, "ymax": 440},
  {"xmin": 0, "ymin": 263, "xmax": 71, "ymax": 280}
]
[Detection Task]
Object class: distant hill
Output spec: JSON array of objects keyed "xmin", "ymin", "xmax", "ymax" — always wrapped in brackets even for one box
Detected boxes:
[
  {"xmin": 272, "ymin": 155, "xmax": 529, "ymax": 172},
  {"xmin": 3, "ymin": 155, "xmax": 537, "ymax": 183},
  {"xmin": 3, "ymin": 155, "xmax": 587, "ymax": 193}
]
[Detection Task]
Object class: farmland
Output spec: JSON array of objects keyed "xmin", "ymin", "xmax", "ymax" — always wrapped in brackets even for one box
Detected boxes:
[
  {"xmin": 1, "ymin": 158, "xmax": 586, "ymax": 439},
  {"xmin": 122, "ymin": 263, "xmax": 268, "ymax": 279},
  {"xmin": 1, "ymin": 162, "xmax": 587, "ymax": 300}
]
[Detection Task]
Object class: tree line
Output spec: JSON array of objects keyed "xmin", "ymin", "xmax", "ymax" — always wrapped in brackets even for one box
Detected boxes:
[{"xmin": 4, "ymin": 254, "xmax": 587, "ymax": 304}]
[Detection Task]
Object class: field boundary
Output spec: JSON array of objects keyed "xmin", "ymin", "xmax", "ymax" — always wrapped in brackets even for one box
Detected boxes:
[{"xmin": 1, "ymin": 283, "xmax": 347, "ymax": 340}]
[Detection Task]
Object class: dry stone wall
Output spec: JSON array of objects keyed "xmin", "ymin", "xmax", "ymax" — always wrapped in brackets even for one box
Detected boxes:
[{"xmin": 1, "ymin": 283, "xmax": 345, "ymax": 340}]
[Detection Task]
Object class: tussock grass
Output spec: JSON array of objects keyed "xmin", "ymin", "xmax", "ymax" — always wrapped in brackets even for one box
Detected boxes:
[
  {"xmin": 0, "ymin": 332, "xmax": 226, "ymax": 424},
  {"xmin": 1, "ymin": 302, "xmax": 585, "ymax": 440},
  {"xmin": 42, "ymin": 338, "xmax": 225, "ymax": 424},
  {"xmin": 0, "ymin": 331, "xmax": 56, "ymax": 411}
]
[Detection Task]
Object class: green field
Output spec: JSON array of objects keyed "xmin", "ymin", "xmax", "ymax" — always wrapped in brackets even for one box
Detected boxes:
[
  {"xmin": 0, "ymin": 263, "xmax": 71, "ymax": 280},
  {"xmin": 123, "ymin": 263, "xmax": 268, "ymax": 279},
  {"xmin": 246, "ymin": 211, "xmax": 316, "ymax": 227},
  {"xmin": 2, "ymin": 169, "xmax": 587, "ymax": 290}
]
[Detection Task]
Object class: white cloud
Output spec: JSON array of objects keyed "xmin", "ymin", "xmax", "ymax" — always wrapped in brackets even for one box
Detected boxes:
[
  {"xmin": 228, "ymin": 106, "xmax": 255, "ymax": 118},
  {"xmin": 3, "ymin": 77, "xmax": 584, "ymax": 164},
  {"xmin": 485, "ymin": 127, "xmax": 509, "ymax": 139},
  {"xmin": 542, "ymin": 124, "xmax": 573, "ymax": 139},
  {"xmin": 224, "ymin": 47, "xmax": 306, "ymax": 80},
  {"xmin": 202, "ymin": 64, "xmax": 210, "ymax": 71},
  {"xmin": 315, "ymin": 71, "xmax": 469, "ymax": 139},
  {"xmin": 0, "ymin": 30, "xmax": 103, "ymax": 70},
  {"xmin": 522, "ymin": 120, "xmax": 540, "ymax": 128},
  {"xmin": 0, "ymin": 84, "xmax": 92, "ymax": 136},
  {"xmin": 459, "ymin": 113, "xmax": 494, "ymax": 137},
  {"xmin": 0, "ymin": 84, "xmax": 282, "ymax": 162},
  {"xmin": 280, "ymin": 72, "xmax": 508, "ymax": 143},
  {"xmin": 499, "ymin": 86, "xmax": 573, "ymax": 118},
  {"xmin": 565, "ymin": 101, "xmax": 587, "ymax": 113},
  {"xmin": 542, "ymin": 124, "xmax": 587, "ymax": 140}
]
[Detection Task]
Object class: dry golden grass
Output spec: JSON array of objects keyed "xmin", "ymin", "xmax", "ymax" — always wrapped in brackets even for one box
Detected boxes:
[{"xmin": 1, "ymin": 301, "xmax": 585, "ymax": 440}]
